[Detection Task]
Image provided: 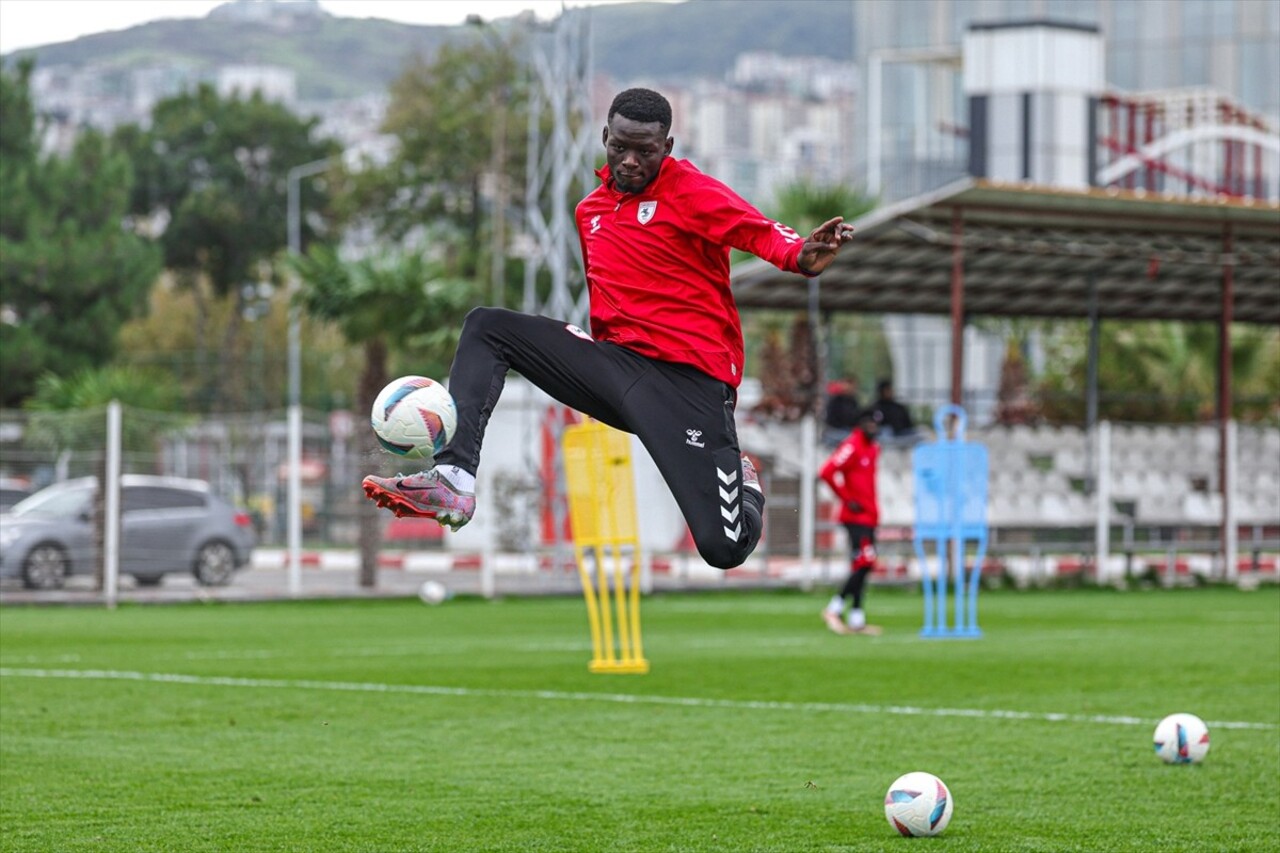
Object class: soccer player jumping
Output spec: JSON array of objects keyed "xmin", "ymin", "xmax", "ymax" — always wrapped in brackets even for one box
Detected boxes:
[{"xmin": 363, "ymin": 87, "xmax": 856, "ymax": 570}]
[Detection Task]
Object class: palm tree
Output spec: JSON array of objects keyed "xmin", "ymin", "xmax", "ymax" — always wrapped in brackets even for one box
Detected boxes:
[
  {"xmin": 768, "ymin": 179, "xmax": 877, "ymax": 237},
  {"xmin": 1037, "ymin": 321, "xmax": 1280, "ymax": 424},
  {"xmin": 290, "ymin": 247, "xmax": 477, "ymax": 587},
  {"xmin": 748, "ymin": 180, "xmax": 880, "ymax": 417}
]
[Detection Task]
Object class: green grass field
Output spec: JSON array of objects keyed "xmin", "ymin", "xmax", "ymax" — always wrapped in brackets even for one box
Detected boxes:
[{"xmin": 2, "ymin": 587, "xmax": 1278, "ymax": 852}]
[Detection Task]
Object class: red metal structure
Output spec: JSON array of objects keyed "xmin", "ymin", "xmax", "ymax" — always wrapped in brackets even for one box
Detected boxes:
[{"xmin": 1097, "ymin": 89, "xmax": 1277, "ymax": 199}]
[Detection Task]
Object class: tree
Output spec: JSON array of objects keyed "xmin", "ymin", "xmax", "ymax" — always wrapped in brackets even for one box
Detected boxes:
[
  {"xmin": 113, "ymin": 85, "xmax": 339, "ymax": 410},
  {"xmin": 290, "ymin": 246, "xmax": 477, "ymax": 586},
  {"xmin": 0, "ymin": 60, "xmax": 162, "ymax": 408},
  {"xmin": 362, "ymin": 32, "xmax": 529, "ymax": 294},
  {"xmin": 1036, "ymin": 321, "xmax": 1280, "ymax": 424},
  {"xmin": 994, "ymin": 338, "xmax": 1039, "ymax": 425},
  {"xmin": 747, "ymin": 180, "xmax": 879, "ymax": 418},
  {"xmin": 769, "ymin": 180, "xmax": 877, "ymax": 238},
  {"xmin": 114, "ymin": 272, "xmax": 359, "ymax": 412}
]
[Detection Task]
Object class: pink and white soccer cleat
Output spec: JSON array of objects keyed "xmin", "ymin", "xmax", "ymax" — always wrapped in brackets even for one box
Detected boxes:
[{"xmin": 362, "ymin": 468, "xmax": 475, "ymax": 531}]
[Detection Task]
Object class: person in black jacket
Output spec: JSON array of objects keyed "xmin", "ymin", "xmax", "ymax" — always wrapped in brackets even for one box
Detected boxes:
[
  {"xmin": 822, "ymin": 378, "xmax": 860, "ymax": 447},
  {"xmin": 870, "ymin": 379, "xmax": 916, "ymax": 442}
]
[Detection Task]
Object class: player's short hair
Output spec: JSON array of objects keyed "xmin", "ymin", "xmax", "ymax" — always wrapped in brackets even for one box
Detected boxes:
[{"xmin": 608, "ymin": 88, "xmax": 672, "ymax": 133}]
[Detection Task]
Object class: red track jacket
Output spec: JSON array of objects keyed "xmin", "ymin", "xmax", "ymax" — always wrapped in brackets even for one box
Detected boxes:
[
  {"xmin": 576, "ymin": 159, "xmax": 811, "ymax": 388},
  {"xmin": 819, "ymin": 429, "xmax": 880, "ymax": 527}
]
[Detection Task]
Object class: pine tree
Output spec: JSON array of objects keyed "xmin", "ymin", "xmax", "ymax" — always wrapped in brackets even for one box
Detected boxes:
[{"xmin": 0, "ymin": 61, "xmax": 161, "ymax": 407}]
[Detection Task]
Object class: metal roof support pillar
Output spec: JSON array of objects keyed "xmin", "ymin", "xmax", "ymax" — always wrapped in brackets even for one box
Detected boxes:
[
  {"xmin": 1086, "ymin": 275, "xmax": 1100, "ymax": 438},
  {"xmin": 800, "ymin": 274, "xmax": 821, "ymax": 591},
  {"xmin": 949, "ymin": 207, "xmax": 965, "ymax": 407},
  {"xmin": 1219, "ymin": 225, "xmax": 1236, "ymax": 581}
]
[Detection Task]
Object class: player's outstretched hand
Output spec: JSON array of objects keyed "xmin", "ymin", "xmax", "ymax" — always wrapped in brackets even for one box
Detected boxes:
[{"xmin": 797, "ymin": 215, "xmax": 856, "ymax": 276}]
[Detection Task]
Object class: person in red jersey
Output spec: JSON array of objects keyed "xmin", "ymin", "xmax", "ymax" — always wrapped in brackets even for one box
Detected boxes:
[
  {"xmin": 818, "ymin": 409, "xmax": 883, "ymax": 634},
  {"xmin": 364, "ymin": 87, "xmax": 855, "ymax": 569}
]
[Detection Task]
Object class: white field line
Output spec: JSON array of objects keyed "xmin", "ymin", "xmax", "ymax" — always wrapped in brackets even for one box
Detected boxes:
[{"xmin": 1, "ymin": 667, "xmax": 1275, "ymax": 731}]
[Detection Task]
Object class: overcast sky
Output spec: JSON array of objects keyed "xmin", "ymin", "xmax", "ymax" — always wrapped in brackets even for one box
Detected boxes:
[{"xmin": 0, "ymin": 0, "xmax": 665, "ymax": 55}]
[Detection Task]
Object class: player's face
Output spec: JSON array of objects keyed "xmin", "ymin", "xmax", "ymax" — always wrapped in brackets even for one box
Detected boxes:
[{"xmin": 603, "ymin": 115, "xmax": 672, "ymax": 194}]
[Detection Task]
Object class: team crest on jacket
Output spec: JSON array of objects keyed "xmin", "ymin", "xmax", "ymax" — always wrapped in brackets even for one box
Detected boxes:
[{"xmin": 637, "ymin": 201, "xmax": 657, "ymax": 224}]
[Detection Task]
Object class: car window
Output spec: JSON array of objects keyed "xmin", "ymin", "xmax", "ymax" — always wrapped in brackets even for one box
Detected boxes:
[
  {"xmin": 9, "ymin": 486, "xmax": 91, "ymax": 519},
  {"xmin": 122, "ymin": 486, "xmax": 206, "ymax": 511},
  {"xmin": 0, "ymin": 488, "xmax": 32, "ymax": 508}
]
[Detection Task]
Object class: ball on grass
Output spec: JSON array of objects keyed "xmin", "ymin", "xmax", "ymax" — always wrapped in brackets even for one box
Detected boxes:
[
  {"xmin": 418, "ymin": 580, "xmax": 449, "ymax": 605},
  {"xmin": 884, "ymin": 771, "xmax": 953, "ymax": 837},
  {"xmin": 1154, "ymin": 713, "xmax": 1210, "ymax": 764}
]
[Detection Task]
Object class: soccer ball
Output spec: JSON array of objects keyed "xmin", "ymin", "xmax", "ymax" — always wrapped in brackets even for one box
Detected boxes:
[
  {"xmin": 418, "ymin": 580, "xmax": 449, "ymax": 605},
  {"xmin": 884, "ymin": 771, "xmax": 953, "ymax": 837},
  {"xmin": 1153, "ymin": 713, "xmax": 1210, "ymax": 764},
  {"xmin": 371, "ymin": 376, "xmax": 457, "ymax": 460}
]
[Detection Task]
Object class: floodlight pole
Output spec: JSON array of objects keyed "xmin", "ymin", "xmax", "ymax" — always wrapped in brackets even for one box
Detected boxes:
[
  {"xmin": 286, "ymin": 157, "xmax": 336, "ymax": 598},
  {"xmin": 468, "ymin": 14, "xmax": 513, "ymax": 308}
]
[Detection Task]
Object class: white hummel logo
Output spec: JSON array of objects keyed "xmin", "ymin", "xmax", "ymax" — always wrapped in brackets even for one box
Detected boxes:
[
  {"xmin": 590, "ymin": 215, "xmax": 601, "ymax": 234},
  {"xmin": 685, "ymin": 429, "xmax": 704, "ymax": 448}
]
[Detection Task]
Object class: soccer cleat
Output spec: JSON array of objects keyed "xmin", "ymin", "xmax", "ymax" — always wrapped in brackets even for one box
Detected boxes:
[
  {"xmin": 822, "ymin": 610, "xmax": 850, "ymax": 635},
  {"xmin": 362, "ymin": 468, "xmax": 476, "ymax": 530},
  {"xmin": 741, "ymin": 453, "xmax": 762, "ymax": 493}
]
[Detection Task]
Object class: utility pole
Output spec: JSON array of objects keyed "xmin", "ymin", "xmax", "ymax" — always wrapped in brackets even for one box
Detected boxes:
[
  {"xmin": 491, "ymin": 79, "xmax": 508, "ymax": 308},
  {"xmin": 468, "ymin": 15, "xmax": 512, "ymax": 308}
]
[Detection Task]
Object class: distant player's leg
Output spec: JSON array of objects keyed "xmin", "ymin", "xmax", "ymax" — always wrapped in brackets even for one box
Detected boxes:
[
  {"xmin": 823, "ymin": 589, "xmax": 850, "ymax": 635},
  {"xmin": 363, "ymin": 308, "xmax": 637, "ymax": 527},
  {"xmin": 844, "ymin": 524, "xmax": 881, "ymax": 634},
  {"xmin": 621, "ymin": 361, "xmax": 763, "ymax": 570}
]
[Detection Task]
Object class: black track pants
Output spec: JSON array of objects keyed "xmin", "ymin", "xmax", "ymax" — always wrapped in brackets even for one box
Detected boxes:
[
  {"xmin": 840, "ymin": 523, "xmax": 876, "ymax": 608},
  {"xmin": 435, "ymin": 307, "xmax": 764, "ymax": 569}
]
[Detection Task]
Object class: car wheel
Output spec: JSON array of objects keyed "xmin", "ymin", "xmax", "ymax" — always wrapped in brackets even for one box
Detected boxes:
[
  {"xmin": 193, "ymin": 541, "xmax": 236, "ymax": 586},
  {"xmin": 22, "ymin": 544, "xmax": 69, "ymax": 590},
  {"xmin": 133, "ymin": 575, "xmax": 164, "ymax": 587}
]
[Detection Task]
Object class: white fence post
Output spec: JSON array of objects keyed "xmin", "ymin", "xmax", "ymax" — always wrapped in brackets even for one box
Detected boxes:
[
  {"xmin": 1094, "ymin": 420, "xmax": 1111, "ymax": 583},
  {"xmin": 799, "ymin": 414, "xmax": 817, "ymax": 591},
  {"xmin": 481, "ymin": 466, "xmax": 496, "ymax": 600},
  {"xmin": 1225, "ymin": 419, "xmax": 1238, "ymax": 582},
  {"xmin": 103, "ymin": 401, "xmax": 122, "ymax": 609},
  {"xmin": 288, "ymin": 404, "xmax": 302, "ymax": 598}
]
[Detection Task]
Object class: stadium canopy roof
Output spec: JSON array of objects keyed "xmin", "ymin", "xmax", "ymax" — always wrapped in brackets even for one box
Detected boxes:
[
  {"xmin": 731, "ymin": 177, "xmax": 1280, "ymax": 325},
  {"xmin": 731, "ymin": 178, "xmax": 1279, "ymax": 562}
]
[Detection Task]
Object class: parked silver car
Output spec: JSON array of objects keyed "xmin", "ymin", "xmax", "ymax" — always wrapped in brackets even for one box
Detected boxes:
[
  {"xmin": 0, "ymin": 477, "xmax": 35, "ymax": 513},
  {"xmin": 0, "ymin": 475, "xmax": 255, "ymax": 589}
]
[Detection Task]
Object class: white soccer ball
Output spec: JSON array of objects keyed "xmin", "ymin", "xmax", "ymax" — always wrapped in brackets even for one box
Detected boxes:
[
  {"xmin": 884, "ymin": 771, "xmax": 953, "ymax": 837},
  {"xmin": 1153, "ymin": 713, "xmax": 1210, "ymax": 764},
  {"xmin": 371, "ymin": 376, "xmax": 457, "ymax": 460},
  {"xmin": 418, "ymin": 580, "xmax": 448, "ymax": 605}
]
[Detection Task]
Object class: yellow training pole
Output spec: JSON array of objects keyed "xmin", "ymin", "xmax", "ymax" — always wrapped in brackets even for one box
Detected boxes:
[{"xmin": 562, "ymin": 420, "xmax": 649, "ymax": 674}]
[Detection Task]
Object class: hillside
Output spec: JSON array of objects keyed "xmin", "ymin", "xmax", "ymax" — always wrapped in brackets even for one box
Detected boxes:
[
  {"xmin": 3, "ymin": 12, "xmax": 452, "ymax": 100},
  {"xmin": 580, "ymin": 0, "xmax": 855, "ymax": 82},
  {"xmin": 3, "ymin": 0, "xmax": 855, "ymax": 100}
]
